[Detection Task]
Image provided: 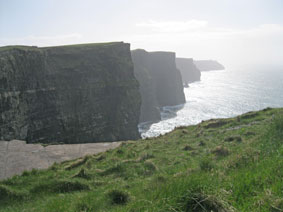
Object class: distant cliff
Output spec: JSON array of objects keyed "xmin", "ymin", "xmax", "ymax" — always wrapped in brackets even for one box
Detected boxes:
[
  {"xmin": 0, "ymin": 42, "xmax": 141, "ymax": 143},
  {"xmin": 131, "ymin": 50, "xmax": 161, "ymax": 123},
  {"xmin": 132, "ymin": 49, "xmax": 185, "ymax": 123},
  {"xmin": 194, "ymin": 60, "xmax": 225, "ymax": 71},
  {"xmin": 176, "ymin": 58, "xmax": 201, "ymax": 86}
]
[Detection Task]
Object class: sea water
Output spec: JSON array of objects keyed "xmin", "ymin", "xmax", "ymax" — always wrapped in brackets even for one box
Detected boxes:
[{"xmin": 139, "ymin": 66, "xmax": 283, "ymax": 138}]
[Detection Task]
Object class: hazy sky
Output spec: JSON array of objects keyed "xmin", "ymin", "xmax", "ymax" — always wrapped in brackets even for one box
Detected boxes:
[{"xmin": 1, "ymin": 0, "xmax": 283, "ymax": 67}]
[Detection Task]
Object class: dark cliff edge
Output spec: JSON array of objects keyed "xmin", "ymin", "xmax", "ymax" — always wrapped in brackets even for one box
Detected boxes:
[
  {"xmin": 194, "ymin": 60, "xmax": 225, "ymax": 71},
  {"xmin": 176, "ymin": 58, "xmax": 201, "ymax": 86},
  {"xmin": 0, "ymin": 42, "xmax": 141, "ymax": 144},
  {"xmin": 131, "ymin": 49, "xmax": 185, "ymax": 123}
]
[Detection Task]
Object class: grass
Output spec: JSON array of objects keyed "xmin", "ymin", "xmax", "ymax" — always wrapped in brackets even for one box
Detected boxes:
[
  {"xmin": 0, "ymin": 45, "xmax": 41, "ymax": 52},
  {"xmin": 0, "ymin": 108, "xmax": 282, "ymax": 211},
  {"xmin": 0, "ymin": 42, "xmax": 125, "ymax": 52},
  {"xmin": 108, "ymin": 190, "xmax": 130, "ymax": 205},
  {"xmin": 41, "ymin": 42, "xmax": 124, "ymax": 49}
]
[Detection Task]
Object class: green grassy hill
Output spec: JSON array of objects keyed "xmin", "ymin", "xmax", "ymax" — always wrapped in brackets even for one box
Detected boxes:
[{"xmin": 0, "ymin": 108, "xmax": 282, "ymax": 212}]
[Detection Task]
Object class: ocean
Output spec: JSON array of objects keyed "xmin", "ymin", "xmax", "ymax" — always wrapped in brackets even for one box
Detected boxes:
[{"xmin": 139, "ymin": 66, "xmax": 283, "ymax": 138}]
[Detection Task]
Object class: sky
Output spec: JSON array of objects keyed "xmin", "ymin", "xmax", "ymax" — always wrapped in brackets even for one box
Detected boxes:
[{"xmin": 1, "ymin": 0, "xmax": 283, "ymax": 68}]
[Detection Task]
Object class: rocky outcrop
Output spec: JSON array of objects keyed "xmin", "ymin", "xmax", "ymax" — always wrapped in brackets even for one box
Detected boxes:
[
  {"xmin": 194, "ymin": 60, "xmax": 225, "ymax": 71},
  {"xmin": 0, "ymin": 42, "xmax": 141, "ymax": 144},
  {"xmin": 176, "ymin": 58, "xmax": 201, "ymax": 86},
  {"xmin": 131, "ymin": 49, "xmax": 185, "ymax": 123}
]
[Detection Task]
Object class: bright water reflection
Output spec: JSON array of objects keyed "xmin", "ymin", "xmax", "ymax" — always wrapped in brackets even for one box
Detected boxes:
[{"xmin": 139, "ymin": 68, "xmax": 283, "ymax": 138}]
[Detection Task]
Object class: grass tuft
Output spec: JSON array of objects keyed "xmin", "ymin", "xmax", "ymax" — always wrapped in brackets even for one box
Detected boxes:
[
  {"xmin": 107, "ymin": 190, "xmax": 130, "ymax": 205},
  {"xmin": 144, "ymin": 161, "xmax": 158, "ymax": 175},
  {"xmin": 31, "ymin": 179, "xmax": 89, "ymax": 194},
  {"xmin": 100, "ymin": 163, "xmax": 125, "ymax": 176},
  {"xmin": 183, "ymin": 145, "xmax": 194, "ymax": 151},
  {"xmin": 274, "ymin": 113, "xmax": 283, "ymax": 136},
  {"xmin": 0, "ymin": 185, "xmax": 27, "ymax": 200},
  {"xmin": 212, "ymin": 146, "xmax": 230, "ymax": 157},
  {"xmin": 182, "ymin": 192, "xmax": 231, "ymax": 212},
  {"xmin": 65, "ymin": 156, "xmax": 90, "ymax": 170},
  {"xmin": 224, "ymin": 135, "xmax": 242, "ymax": 142},
  {"xmin": 204, "ymin": 119, "xmax": 228, "ymax": 128},
  {"xmin": 72, "ymin": 168, "xmax": 90, "ymax": 179},
  {"xmin": 116, "ymin": 149, "xmax": 124, "ymax": 155},
  {"xmin": 137, "ymin": 152, "xmax": 154, "ymax": 162},
  {"xmin": 199, "ymin": 157, "xmax": 214, "ymax": 171}
]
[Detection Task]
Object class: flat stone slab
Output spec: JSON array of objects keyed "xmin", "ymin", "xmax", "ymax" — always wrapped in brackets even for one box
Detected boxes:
[
  {"xmin": 0, "ymin": 141, "xmax": 8, "ymax": 153},
  {"xmin": 0, "ymin": 140, "xmax": 121, "ymax": 180}
]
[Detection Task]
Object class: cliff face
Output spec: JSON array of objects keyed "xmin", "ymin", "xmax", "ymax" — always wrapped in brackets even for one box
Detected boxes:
[
  {"xmin": 149, "ymin": 52, "xmax": 185, "ymax": 107},
  {"xmin": 194, "ymin": 60, "xmax": 225, "ymax": 71},
  {"xmin": 131, "ymin": 49, "xmax": 185, "ymax": 123},
  {"xmin": 0, "ymin": 43, "xmax": 141, "ymax": 143},
  {"xmin": 176, "ymin": 58, "xmax": 201, "ymax": 86},
  {"xmin": 131, "ymin": 50, "xmax": 161, "ymax": 123}
]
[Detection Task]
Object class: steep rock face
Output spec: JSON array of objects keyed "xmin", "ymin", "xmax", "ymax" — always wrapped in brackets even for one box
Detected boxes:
[
  {"xmin": 0, "ymin": 43, "xmax": 141, "ymax": 143},
  {"xmin": 131, "ymin": 50, "xmax": 160, "ymax": 123},
  {"xmin": 194, "ymin": 60, "xmax": 225, "ymax": 71},
  {"xmin": 131, "ymin": 49, "xmax": 185, "ymax": 123},
  {"xmin": 176, "ymin": 58, "xmax": 201, "ymax": 86},
  {"xmin": 149, "ymin": 52, "xmax": 185, "ymax": 107}
]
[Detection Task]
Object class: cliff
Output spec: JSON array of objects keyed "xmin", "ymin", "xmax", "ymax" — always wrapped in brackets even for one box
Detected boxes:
[
  {"xmin": 131, "ymin": 50, "xmax": 161, "ymax": 123},
  {"xmin": 194, "ymin": 60, "xmax": 225, "ymax": 71},
  {"xmin": 176, "ymin": 58, "xmax": 201, "ymax": 86},
  {"xmin": 131, "ymin": 49, "xmax": 185, "ymax": 123},
  {"xmin": 0, "ymin": 42, "xmax": 141, "ymax": 143},
  {"xmin": 149, "ymin": 52, "xmax": 185, "ymax": 107}
]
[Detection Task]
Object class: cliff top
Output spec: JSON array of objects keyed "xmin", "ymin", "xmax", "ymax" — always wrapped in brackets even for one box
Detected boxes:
[
  {"xmin": 0, "ymin": 42, "xmax": 127, "ymax": 52},
  {"xmin": 0, "ymin": 107, "xmax": 282, "ymax": 211},
  {"xmin": 131, "ymin": 49, "xmax": 176, "ymax": 56},
  {"xmin": 0, "ymin": 45, "xmax": 41, "ymax": 52},
  {"xmin": 41, "ymin": 42, "xmax": 127, "ymax": 49},
  {"xmin": 194, "ymin": 59, "xmax": 225, "ymax": 71},
  {"xmin": 176, "ymin": 57, "xmax": 194, "ymax": 61}
]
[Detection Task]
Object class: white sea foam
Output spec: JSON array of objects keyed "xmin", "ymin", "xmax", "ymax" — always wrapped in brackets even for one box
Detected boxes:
[{"xmin": 139, "ymin": 68, "xmax": 283, "ymax": 138}]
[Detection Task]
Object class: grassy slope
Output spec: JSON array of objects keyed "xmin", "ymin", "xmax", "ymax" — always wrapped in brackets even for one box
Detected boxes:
[
  {"xmin": 0, "ymin": 42, "xmax": 124, "ymax": 51},
  {"xmin": 0, "ymin": 108, "xmax": 282, "ymax": 212}
]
